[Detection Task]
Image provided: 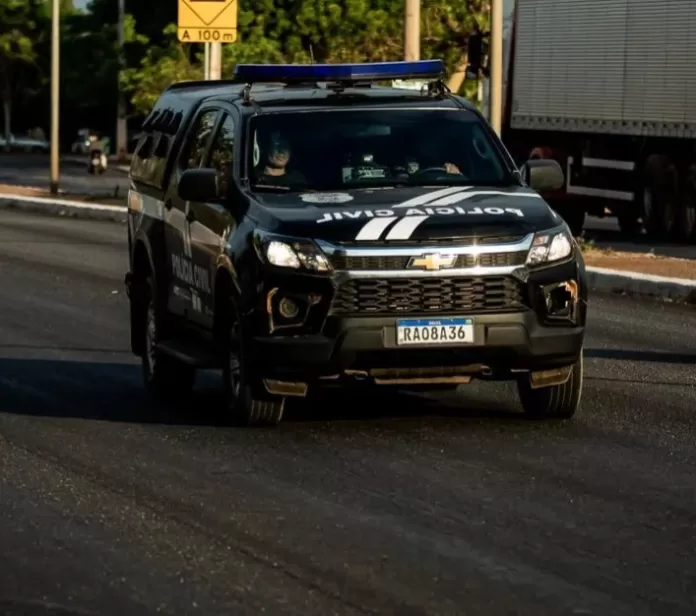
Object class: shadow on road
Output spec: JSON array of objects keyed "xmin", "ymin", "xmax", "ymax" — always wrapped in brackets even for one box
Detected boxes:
[
  {"xmin": 0, "ymin": 357, "xmax": 530, "ymax": 428},
  {"xmin": 585, "ymin": 348, "xmax": 696, "ymax": 364}
]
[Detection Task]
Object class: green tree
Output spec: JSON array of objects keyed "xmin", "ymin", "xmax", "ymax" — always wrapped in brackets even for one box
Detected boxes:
[
  {"xmin": 60, "ymin": 10, "xmax": 146, "ymax": 139},
  {"xmin": 0, "ymin": 0, "xmax": 49, "ymax": 139},
  {"xmin": 121, "ymin": 24, "xmax": 203, "ymax": 115},
  {"xmin": 122, "ymin": 0, "xmax": 488, "ymax": 115}
]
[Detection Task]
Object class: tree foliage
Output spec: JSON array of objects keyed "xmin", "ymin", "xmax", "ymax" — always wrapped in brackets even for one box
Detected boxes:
[
  {"xmin": 0, "ymin": 0, "xmax": 49, "ymax": 136},
  {"xmin": 1, "ymin": 0, "xmax": 488, "ymax": 137}
]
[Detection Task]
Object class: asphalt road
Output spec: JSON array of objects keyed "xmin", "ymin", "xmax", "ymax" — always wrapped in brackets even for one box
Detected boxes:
[{"xmin": 1, "ymin": 210, "xmax": 695, "ymax": 615}]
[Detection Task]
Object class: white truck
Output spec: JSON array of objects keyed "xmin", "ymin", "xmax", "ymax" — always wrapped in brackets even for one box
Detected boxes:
[{"xmin": 477, "ymin": 0, "xmax": 696, "ymax": 240}]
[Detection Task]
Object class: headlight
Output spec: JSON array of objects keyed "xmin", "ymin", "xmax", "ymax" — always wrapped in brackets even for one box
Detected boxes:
[
  {"xmin": 258, "ymin": 237, "xmax": 331, "ymax": 272},
  {"xmin": 526, "ymin": 228, "xmax": 573, "ymax": 266}
]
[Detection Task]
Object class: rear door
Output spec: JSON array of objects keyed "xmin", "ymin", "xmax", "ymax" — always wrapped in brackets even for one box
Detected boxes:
[{"xmin": 163, "ymin": 105, "xmax": 222, "ymax": 319}]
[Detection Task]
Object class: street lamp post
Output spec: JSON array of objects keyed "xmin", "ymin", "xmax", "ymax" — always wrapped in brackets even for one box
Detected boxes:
[
  {"xmin": 489, "ymin": 0, "xmax": 503, "ymax": 135},
  {"xmin": 404, "ymin": 0, "xmax": 420, "ymax": 61},
  {"xmin": 50, "ymin": 0, "xmax": 60, "ymax": 195},
  {"xmin": 116, "ymin": 0, "xmax": 128, "ymax": 161}
]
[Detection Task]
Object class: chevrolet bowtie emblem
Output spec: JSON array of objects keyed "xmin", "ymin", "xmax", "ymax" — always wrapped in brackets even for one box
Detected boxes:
[{"xmin": 407, "ymin": 253, "xmax": 458, "ymax": 270}]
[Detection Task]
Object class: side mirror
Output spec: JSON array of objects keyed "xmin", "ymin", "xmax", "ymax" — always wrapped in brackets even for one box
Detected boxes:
[
  {"xmin": 177, "ymin": 168, "xmax": 219, "ymax": 202},
  {"xmin": 522, "ymin": 159, "xmax": 564, "ymax": 192}
]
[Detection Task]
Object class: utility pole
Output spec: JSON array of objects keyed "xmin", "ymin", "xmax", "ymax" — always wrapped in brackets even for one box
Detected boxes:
[
  {"xmin": 209, "ymin": 43, "xmax": 222, "ymax": 80},
  {"xmin": 116, "ymin": 0, "xmax": 128, "ymax": 161},
  {"xmin": 404, "ymin": 0, "xmax": 420, "ymax": 61},
  {"xmin": 489, "ymin": 0, "xmax": 503, "ymax": 135},
  {"xmin": 204, "ymin": 43, "xmax": 210, "ymax": 79},
  {"xmin": 50, "ymin": 0, "xmax": 60, "ymax": 195}
]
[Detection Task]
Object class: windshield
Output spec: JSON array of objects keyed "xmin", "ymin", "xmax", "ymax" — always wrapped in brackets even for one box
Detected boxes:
[{"xmin": 246, "ymin": 108, "xmax": 517, "ymax": 192}]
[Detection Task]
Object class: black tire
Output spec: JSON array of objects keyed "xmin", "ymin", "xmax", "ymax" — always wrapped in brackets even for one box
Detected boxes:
[
  {"xmin": 220, "ymin": 297, "xmax": 284, "ymax": 426},
  {"xmin": 552, "ymin": 203, "xmax": 586, "ymax": 237},
  {"xmin": 678, "ymin": 164, "xmax": 696, "ymax": 242},
  {"xmin": 517, "ymin": 355, "xmax": 583, "ymax": 420},
  {"xmin": 140, "ymin": 275, "xmax": 196, "ymax": 399},
  {"xmin": 616, "ymin": 212, "xmax": 642, "ymax": 237},
  {"xmin": 642, "ymin": 158, "xmax": 678, "ymax": 239}
]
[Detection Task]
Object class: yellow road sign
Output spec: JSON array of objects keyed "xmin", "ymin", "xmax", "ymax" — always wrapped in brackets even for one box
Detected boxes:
[{"xmin": 177, "ymin": 0, "xmax": 238, "ymax": 44}]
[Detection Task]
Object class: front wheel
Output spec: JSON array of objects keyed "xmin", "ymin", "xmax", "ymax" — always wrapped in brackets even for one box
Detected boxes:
[
  {"xmin": 220, "ymin": 299, "xmax": 285, "ymax": 426},
  {"xmin": 517, "ymin": 355, "xmax": 583, "ymax": 420}
]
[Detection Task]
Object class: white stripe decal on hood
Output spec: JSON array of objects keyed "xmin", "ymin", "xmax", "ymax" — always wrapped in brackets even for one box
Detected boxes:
[
  {"xmin": 391, "ymin": 186, "xmax": 471, "ymax": 208},
  {"xmin": 354, "ymin": 216, "xmax": 397, "ymax": 240},
  {"xmin": 384, "ymin": 215, "xmax": 429, "ymax": 240}
]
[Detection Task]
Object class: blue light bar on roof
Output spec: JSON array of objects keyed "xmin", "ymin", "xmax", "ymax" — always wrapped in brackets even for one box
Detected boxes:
[{"xmin": 233, "ymin": 60, "xmax": 445, "ymax": 84}]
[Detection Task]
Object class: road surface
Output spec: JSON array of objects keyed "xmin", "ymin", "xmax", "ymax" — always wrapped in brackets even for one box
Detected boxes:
[{"xmin": 0, "ymin": 210, "xmax": 695, "ymax": 615}]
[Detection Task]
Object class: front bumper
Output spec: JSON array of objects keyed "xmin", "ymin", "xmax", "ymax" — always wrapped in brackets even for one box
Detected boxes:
[
  {"xmin": 250, "ymin": 309, "xmax": 584, "ymax": 380},
  {"xmin": 248, "ymin": 254, "xmax": 587, "ymax": 385}
]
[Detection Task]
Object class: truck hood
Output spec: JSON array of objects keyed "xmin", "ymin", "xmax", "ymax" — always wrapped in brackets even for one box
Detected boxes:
[{"xmin": 252, "ymin": 185, "xmax": 561, "ymax": 243}]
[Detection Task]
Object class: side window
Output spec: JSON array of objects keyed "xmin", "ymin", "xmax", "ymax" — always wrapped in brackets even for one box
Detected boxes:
[
  {"xmin": 205, "ymin": 114, "xmax": 236, "ymax": 197},
  {"xmin": 181, "ymin": 109, "xmax": 218, "ymax": 169}
]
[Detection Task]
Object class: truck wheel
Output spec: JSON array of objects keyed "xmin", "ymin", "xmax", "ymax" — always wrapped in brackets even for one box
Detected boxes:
[
  {"xmin": 220, "ymin": 299, "xmax": 285, "ymax": 426},
  {"xmin": 517, "ymin": 355, "xmax": 583, "ymax": 420},
  {"xmin": 141, "ymin": 275, "xmax": 196, "ymax": 399},
  {"xmin": 553, "ymin": 204, "xmax": 585, "ymax": 237},
  {"xmin": 642, "ymin": 156, "xmax": 678, "ymax": 238},
  {"xmin": 617, "ymin": 213, "xmax": 641, "ymax": 236},
  {"xmin": 679, "ymin": 164, "xmax": 696, "ymax": 241}
]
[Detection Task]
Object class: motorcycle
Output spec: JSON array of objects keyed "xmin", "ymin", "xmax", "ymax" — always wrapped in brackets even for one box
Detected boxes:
[{"xmin": 88, "ymin": 149, "xmax": 107, "ymax": 175}]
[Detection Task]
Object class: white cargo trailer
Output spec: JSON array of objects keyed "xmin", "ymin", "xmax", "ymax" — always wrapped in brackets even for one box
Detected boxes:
[{"xmin": 493, "ymin": 0, "xmax": 696, "ymax": 240}]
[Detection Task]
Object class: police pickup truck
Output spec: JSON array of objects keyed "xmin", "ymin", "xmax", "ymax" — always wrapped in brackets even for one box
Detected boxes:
[{"xmin": 124, "ymin": 59, "xmax": 587, "ymax": 426}]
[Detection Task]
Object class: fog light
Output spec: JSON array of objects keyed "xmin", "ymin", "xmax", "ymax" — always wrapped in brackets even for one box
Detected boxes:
[
  {"xmin": 278, "ymin": 297, "xmax": 299, "ymax": 319},
  {"xmin": 542, "ymin": 280, "xmax": 578, "ymax": 320}
]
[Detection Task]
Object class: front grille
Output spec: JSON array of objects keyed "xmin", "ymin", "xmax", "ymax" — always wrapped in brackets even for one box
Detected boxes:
[
  {"xmin": 330, "ymin": 250, "xmax": 527, "ymax": 270},
  {"xmin": 334, "ymin": 234, "xmax": 527, "ymax": 247},
  {"xmin": 330, "ymin": 276, "xmax": 526, "ymax": 316}
]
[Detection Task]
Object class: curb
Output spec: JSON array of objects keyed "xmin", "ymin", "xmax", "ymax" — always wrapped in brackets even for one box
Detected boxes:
[
  {"xmin": 586, "ymin": 266, "xmax": 696, "ymax": 304},
  {"xmin": 0, "ymin": 193, "xmax": 127, "ymax": 223},
  {"xmin": 0, "ymin": 192, "xmax": 694, "ymax": 305}
]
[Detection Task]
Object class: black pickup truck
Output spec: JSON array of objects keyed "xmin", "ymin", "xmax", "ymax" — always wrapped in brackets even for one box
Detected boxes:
[{"xmin": 124, "ymin": 59, "xmax": 588, "ymax": 426}]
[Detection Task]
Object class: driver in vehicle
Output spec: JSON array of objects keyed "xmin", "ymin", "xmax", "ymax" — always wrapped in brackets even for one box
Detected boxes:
[
  {"xmin": 400, "ymin": 137, "xmax": 462, "ymax": 177},
  {"xmin": 398, "ymin": 156, "xmax": 462, "ymax": 177},
  {"xmin": 254, "ymin": 132, "xmax": 307, "ymax": 187}
]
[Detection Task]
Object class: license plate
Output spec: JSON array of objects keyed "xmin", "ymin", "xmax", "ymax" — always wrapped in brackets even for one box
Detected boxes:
[{"xmin": 395, "ymin": 317, "xmax": 474, "ymax": 346}]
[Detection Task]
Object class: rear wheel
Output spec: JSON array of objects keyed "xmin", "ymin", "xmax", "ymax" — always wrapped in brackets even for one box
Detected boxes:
[
  {"xmin": 220, "ymin": 297, "xmax": 284, "ymax": 426},
  {"xmin": 517, "ymin": 355, "xmax": 583, "ymax": 420},
  {"xmin": 140, "ymin": 275, "xmax": 196, "ymax": 399}
]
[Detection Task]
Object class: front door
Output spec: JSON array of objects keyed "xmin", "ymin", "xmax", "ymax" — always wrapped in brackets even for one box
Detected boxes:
[
  {"xmin": 186, "ymin": 110, "xmax": 240, "ymax": 329},
  {"xmin": 163, "ymin": 106, "xmax": 221, "ymax": 319}
]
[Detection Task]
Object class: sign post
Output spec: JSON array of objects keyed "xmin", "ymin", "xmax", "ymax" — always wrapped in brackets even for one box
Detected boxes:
[{"xmin": 177, "ymin": 0, "xmax": 238, "ymax": 46}]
